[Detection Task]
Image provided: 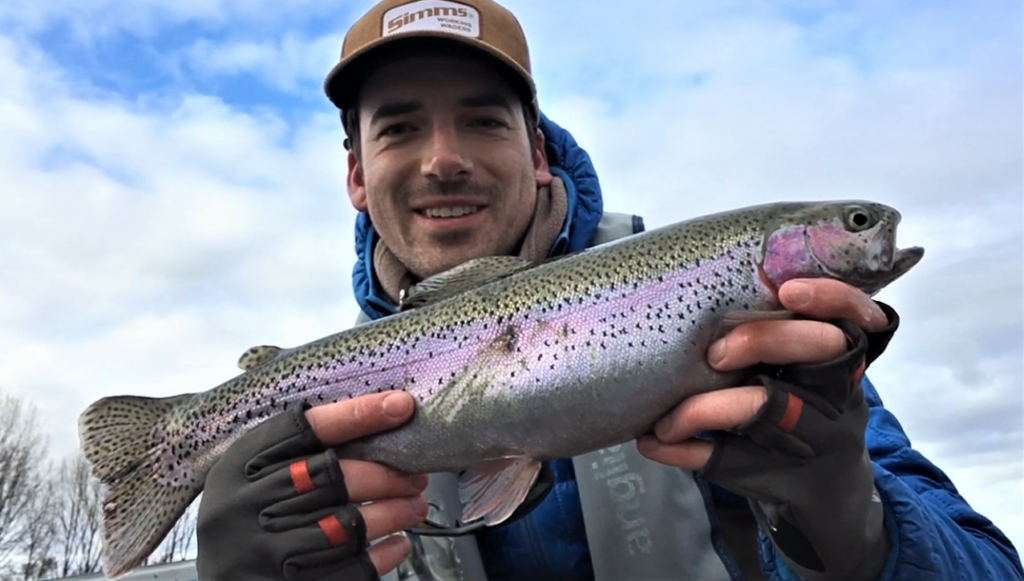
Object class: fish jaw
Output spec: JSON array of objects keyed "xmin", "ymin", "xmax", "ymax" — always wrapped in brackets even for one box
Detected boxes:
[{"xmin": 805, "ymin": 205, "xmax": 924, "ymax": 295}]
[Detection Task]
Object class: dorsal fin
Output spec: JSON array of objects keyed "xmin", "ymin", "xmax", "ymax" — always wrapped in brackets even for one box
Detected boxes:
[
  {"xmin": 237, "ymin": 345, "xmax": 283, "ymax": 371},
  {"xmin": 400, "ymin": 256, "xmax": 534, "ymax": 311}
]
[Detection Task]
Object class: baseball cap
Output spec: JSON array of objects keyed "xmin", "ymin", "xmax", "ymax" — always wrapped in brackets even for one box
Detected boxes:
[{"xmin": 323, "ymin": 0, "xmax": 537, "ymax": 117}]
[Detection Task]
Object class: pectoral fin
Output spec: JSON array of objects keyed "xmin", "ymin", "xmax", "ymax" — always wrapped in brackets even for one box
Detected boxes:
[{"xmin": 457, "ymin": 458, "xmax": 542, "ymax": 526}]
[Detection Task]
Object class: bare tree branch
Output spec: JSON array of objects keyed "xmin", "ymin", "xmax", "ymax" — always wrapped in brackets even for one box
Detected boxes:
[
  {"xmin": 48, "ymin": 453, "xmax": 104, "ymax": 578},
  {"xmin": 148, "ymin": 498, "xmax": 198, "ymax": 565},
  {"xmin": 0, "ymin": 392, "xmax": 49, "ymax": 578},
  {"xmin": 18, "ymin": 481, "xmax": 57, "ymax": 581}
]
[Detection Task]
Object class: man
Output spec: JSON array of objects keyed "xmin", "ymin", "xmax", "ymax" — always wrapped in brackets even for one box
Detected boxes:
[{"xmin": 194, "ymin": 1, "xmax": 1024, "ymax": 580}]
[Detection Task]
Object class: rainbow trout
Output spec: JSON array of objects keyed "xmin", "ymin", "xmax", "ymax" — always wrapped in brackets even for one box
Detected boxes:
[{"xmin": 80, "ymin": 201, "xmax": 923, "ymax": 577}]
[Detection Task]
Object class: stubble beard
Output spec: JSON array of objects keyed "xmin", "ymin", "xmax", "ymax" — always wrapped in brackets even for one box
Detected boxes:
[{"xmin": 394, "ymin": 179, "xmax": 510, "ymax": 279}]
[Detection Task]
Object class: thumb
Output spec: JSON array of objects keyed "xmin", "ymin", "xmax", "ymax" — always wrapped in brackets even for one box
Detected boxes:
[{"xmin": 305, "ymin": 391, "xmax": 415, "ymax": 446}]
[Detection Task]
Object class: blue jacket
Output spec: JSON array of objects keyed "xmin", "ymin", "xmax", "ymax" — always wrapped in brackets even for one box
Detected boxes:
[{"xmin": 352, "ymin": 114, "xmax": 1023, "ymax": 581}]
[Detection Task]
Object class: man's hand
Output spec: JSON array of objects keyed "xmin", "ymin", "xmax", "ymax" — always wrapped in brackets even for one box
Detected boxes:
[
  {"xmin": 197, "ymin": 391, "xmax": 429, "ymax": 581},
  {"xmin": 637, "ymin": 277, "xmax": 897, "ymax": 580},
  {"xmin": 636, "ymin": 278, "xmax": 885, "ymax": 468},
  {"xmin": 306, "ymin": 392, "xmax": 430, "ymax": 574}
]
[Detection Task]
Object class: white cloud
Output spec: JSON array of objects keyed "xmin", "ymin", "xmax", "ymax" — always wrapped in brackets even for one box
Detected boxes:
[
  {"xmin": 0, "ymin": 35, "xmax": 361, "ymax": 466},
  {"xmin": 179, "ymin": 34, "xmax": 342, "ymax": 96}
]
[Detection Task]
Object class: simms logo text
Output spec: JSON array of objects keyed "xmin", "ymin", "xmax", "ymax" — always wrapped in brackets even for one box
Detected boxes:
[
  {"xmin": 382, "ymin": 1, "xmax": 480, "ymax": 38},
  {"xmin": 388, "ymin": 6, "xmax": 468, "ymax": 32}
]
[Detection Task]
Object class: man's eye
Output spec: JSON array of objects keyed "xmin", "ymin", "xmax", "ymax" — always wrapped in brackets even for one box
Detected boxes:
[
  {"xmin": 471, "ymin": 117, "xmax": 506, "ymax": 129},
  {"xmin": 380, "ymin": 123, "xmax": 413, "ymax": 137}
]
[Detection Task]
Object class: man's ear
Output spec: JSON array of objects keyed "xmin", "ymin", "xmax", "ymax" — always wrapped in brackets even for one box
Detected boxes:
[
  {"xmin": 533, "ymin": 128, "xmax": 552, "ymax": 187},
  {"xmin": 347, "ymin": 150, "xmax": 368, "ymax": 212}
]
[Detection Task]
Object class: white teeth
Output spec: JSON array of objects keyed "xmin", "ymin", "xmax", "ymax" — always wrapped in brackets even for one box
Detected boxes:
[{"xmin": 424, "ymin": 206, "xmax": 479, "ymax": 218}]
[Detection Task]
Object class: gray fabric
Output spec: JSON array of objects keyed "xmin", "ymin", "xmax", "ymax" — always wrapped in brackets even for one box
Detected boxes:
[
  {"xmin": 373, "ymin": 212, "xmax": 737, "ymax": 581},
  {"xmin": 573, "ymin": 445, "xmax": 734, "ymax": 581},
  {"xmin": 589, "ymin": 211, "xmax": 640, "ymax": 246}
]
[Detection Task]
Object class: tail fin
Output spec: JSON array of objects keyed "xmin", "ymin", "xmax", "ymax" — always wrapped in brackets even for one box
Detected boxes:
[{"xmin": 79, "ymin": 393, "xmax": 201, "ymax": 578}]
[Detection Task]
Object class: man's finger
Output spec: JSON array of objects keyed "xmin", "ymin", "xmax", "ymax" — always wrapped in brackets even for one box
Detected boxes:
[
  {"xmin": 637, "ymin": 436, "xmax": 714, "ymax": 472},
  {"xmin": 341, "ymin": 460, "xmax": 429, "ymax": 504},
  {"xmin": 709, "ymin": 319, "xmax": 848, "ymax": 371},
  {"xmin": 361, "ymin": 496, "xmax": 430, "ymax": 541},
  {"xmin": 779, "ymin": 278, "xmax": 887, "ymax": 331},
  {"xmin": 654, "ymin": 387, "xmax": 767, "ymax": 443},
  {"xmin": 368, "ymin": 533, "xmax": 413, "ymax": 578},
  {"xmin": 305, "ymin": 391, "xmax": 415, "ymax": 446}
]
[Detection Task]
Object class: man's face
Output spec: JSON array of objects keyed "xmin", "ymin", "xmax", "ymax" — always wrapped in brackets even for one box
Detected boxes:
[{"xmin": 347, "ymin": 55, "xmax": 552, "ymax": 280}]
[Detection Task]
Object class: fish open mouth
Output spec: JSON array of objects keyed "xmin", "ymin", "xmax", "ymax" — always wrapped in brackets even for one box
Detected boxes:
[
  {"xmin": 806, "ymin": 225, "xmax": 925, "ymax": 296},
  {"xmin": 891, "ymin": 246, "xmax": 925, "ymax": 275}
]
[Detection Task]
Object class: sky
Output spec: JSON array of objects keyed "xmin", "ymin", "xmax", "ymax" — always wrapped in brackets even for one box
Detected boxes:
[{"xmin": 0, "ymin": 0, "xmax": 1021, "ymax": 559}]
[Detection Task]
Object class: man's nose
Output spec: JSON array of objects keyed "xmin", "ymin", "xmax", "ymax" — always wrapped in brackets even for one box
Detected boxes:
[{"xmin": 421, "ymin": 120, "xmax": 472, "ymax": 181}]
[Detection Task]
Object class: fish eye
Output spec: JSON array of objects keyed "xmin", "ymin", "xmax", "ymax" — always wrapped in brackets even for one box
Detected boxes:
[{"xmin": 844, "ymin": 205, "xmax": 875, "ymax": 232}]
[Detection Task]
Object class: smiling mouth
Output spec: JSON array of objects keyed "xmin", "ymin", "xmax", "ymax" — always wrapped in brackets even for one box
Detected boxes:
[{"xmin": 419, "ymin": 206, "xmax": 482, "ymax": 218}]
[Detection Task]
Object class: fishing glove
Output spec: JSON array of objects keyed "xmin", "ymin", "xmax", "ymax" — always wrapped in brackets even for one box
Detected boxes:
[
  {"xmin": 196, "ymin": 405, "xmax": 378, "ymax": 581},
  {"xmin": 701, "ymin": 301, "xmax": 900, "ymax": 581}
]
